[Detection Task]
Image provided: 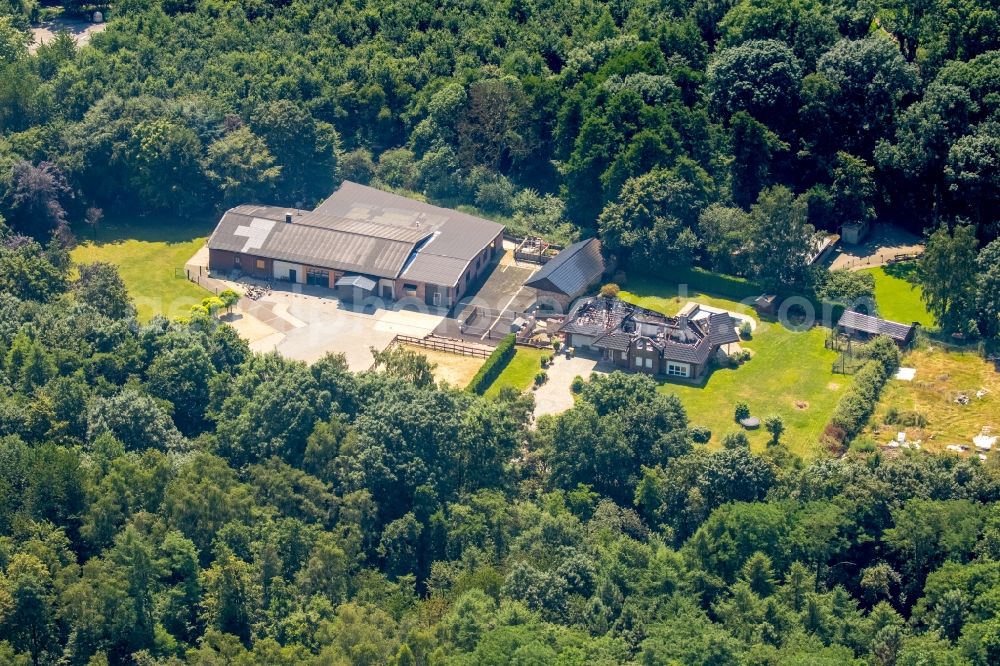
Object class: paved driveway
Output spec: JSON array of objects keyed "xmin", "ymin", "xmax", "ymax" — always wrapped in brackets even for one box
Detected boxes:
[{"xmin": 533, "ymin": 355, "xmax": 609, "ymax": 418}]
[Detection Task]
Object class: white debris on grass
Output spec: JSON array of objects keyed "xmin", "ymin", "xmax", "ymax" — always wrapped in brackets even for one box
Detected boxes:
[
  {"xmin": 974, "ymin": 434, "xmax": 997, "ymax": 451},
  {"xmin": 894, "ymin": 367, "xmax": 916, "ymax": 381}
]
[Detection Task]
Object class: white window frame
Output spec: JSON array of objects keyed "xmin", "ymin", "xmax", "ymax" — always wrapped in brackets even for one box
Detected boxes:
[
  {"xmin": 667, "ymin": 362, "xmax": 689, "ymax": 377},
  {"xmin": 645, "ymin": 358, "xmax": 653, "ymax": 369}
]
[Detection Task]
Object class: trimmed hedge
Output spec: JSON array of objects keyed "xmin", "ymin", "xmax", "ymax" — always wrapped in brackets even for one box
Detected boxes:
[
  {"xmin": 468, "ymin": 333, "xmax": 517, "ymax": 395},
  {"xmin": 828, "ymin": 336, "xmax": 901, "ymax": 442}
]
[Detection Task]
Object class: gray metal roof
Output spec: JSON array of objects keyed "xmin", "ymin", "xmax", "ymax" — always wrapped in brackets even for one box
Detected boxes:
[
  {"xmin": 315, "ymin": 181, "xmax": 504, "ymax": 261},
  {"xmin": 400, "ymin": 253, "xmax": 472, "ymax": 287},
  {"xmin": 207, "ymin": 209, "xmax": 416, "ymax": 279},
  {"xmin": 207, "ymin": 182, "xmax": 504, "ymax": 286},
  {"xmin": 837, "ymin": 310, "xmax": 915, "ymax": 341},
  {"xmin": 525, "ymin": 238, "xmax": 605, "ymax": 297}
]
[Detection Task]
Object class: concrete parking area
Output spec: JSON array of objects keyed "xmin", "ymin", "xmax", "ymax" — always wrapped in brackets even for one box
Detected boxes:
[
  {"xmin": 829, "ymin": 224, "xmax": 924, "ymax": 271},
  {"xmin": 187, "ymin": 243, "xmax": 543, "ymax": 370},
  {"xmin": 441, "ymin": 248, "xmax": 538, "ymax": 341},
  {"xmin": 238, "ymin": 292, "xmax": 444, "ymax": 370},
  {"xmin": 30, "ymin": 18, "xmax": 107, "ymax": 54}
]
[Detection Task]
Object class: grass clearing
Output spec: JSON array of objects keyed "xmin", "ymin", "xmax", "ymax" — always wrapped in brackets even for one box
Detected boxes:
[
  {"xmin": 484, "ymin": 347, "xmax": 547, "ymax": 398},
  {"xmin": 868, "ymin": 346, "xmax": 999, "ymax": 452},
  {"xmin": 863, "ymin": 262, "xmax": 936, "ymax": 328},
  {"xmin": 402, "ymin": 345, "xmax": 485, "ymax": 390},
  {"xmin": 619, "ymin": 274, "xmax": 758, "ymax": 318},
  {"xmin": 661, "ymin": 324, "xmax": 846, "ymax": 458},
  {"xmin": 620, "ymin": 275, "xmax": 846, "ymax": 458},
  {"xmin": 71, "ymin": 216, "xmax": 213, "ymax": 321}
]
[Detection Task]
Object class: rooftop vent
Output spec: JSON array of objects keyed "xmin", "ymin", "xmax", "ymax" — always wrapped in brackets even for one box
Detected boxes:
[{"xmin": 285, "ymin": 212, "xmax": 293, "ymax": 224}]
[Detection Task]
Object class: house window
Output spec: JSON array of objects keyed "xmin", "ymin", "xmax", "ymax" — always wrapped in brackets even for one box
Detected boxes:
[
  {"xmin": 255, "ymin": 259, "xmax": 265, "ymax": 271},
  {"xmin": 234, "ymin": 255, "xmax": 241, "ymax": 267},
  {"xmin": 645, "ymin": 358, "xmax": 653, "ymax": 369},
  {"xmin": 403, "ymin": 283, "xmax": 418, "ymax": 295},
  {"xmin": 620, "ymin": 351, "xmax": 627, "ymax": 360},
  {"xmin": 634, "ymin": 356, "xmax": 642, "ymax": 367},
  {"xmin": 667, "ymin": 363, "xmax": 689, "ymax": 377}
]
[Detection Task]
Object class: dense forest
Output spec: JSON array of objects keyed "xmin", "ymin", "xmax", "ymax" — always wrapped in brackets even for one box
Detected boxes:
[
  {"xmin": 2, "ymin": 0, "xmax": 1000, "ymax": 664},
  {"xmin": 2, "ymin": 0, "xmax": 1000, "ymax": 252}
]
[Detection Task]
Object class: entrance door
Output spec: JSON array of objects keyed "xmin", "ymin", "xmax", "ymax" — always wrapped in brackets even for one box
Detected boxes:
[
  {"xmin": 288, "ymin": 269, "xmax": 297, "ymax": 283},
  {"xmin": 382, "ymin": 285, "xmax": 393, "ymax": 300},
  {"xmin": 433, "ymin": 291, "xmax": 441, "ymax": 307}
]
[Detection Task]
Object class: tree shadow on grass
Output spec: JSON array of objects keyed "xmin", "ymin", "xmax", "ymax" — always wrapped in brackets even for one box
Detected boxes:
[
  {"xmin": 882, "ymin": 260, "xmax": 921, "ymax": 284},
  {"xmin": 73, "ymin": 213, "xmax": 216, "ymax": 246}
]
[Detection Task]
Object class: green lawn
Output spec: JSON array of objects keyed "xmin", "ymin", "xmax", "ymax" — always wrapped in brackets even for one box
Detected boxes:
[
  {"xmin": 484, "ymin": 348, "xmax": 547, "ymax": 397},
  {"xmin": 621, "ymin": 275, "xmax": 847, "ymax": 458},
  {"xmin": 863, "ymin": 262, "xmax": 936, "ymax": 328},
  {"xmin": 71, "ymin": 216, "xmax": 214, "ymax": 321},
  {"xmin": 619, "ymin": 273, "xmax": 758, "ymax": 317}
]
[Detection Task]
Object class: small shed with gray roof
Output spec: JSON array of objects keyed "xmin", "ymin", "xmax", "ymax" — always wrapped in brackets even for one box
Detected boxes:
[
  {"xmin": 524, "ymin": 238, "xmax": 605, "ymax": 310},
  {"xmin": 207, "ymin": 182, "xmax": 504, "ymax": 309},
  {"xmin": 836, "ymin": 310, "xmax": 916, "ymax": 347}
]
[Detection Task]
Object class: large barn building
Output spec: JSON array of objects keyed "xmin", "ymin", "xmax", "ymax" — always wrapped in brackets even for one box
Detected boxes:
[{"xmin": 207, "ymin": 181, "xmax": 505, "ymax": 309}]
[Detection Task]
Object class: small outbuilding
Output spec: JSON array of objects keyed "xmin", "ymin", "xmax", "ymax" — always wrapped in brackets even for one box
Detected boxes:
[
  {"xmin": 753, "ymin": 294, "xmax": 777, "ymax": 316},
  {"xmin": 524, "ymin": 238, "xmax": 605, "ymax": 311},
  {"xmin": 335, "ymin": 274, "xmax": 377, "ymax": 304},
  {"xmin": 841, "ymin": 221, "xmax": 871, "ymax": 245},
  {"xmin": 836, "ymin": 310, "xmax": 916, "ymax": 347}
]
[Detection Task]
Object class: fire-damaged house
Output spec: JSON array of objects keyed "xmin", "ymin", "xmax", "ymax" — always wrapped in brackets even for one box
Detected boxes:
[
  {"xmin": 559, "ymin": 297, "xmax": 741, "ymax": 379},
  {"xmin": 206, "ymin": 181, "xmax": 505, "ymax": 308}
]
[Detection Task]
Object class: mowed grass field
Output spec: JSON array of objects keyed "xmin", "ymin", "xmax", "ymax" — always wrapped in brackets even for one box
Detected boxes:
[
  {"xmin": 619, "ymin": 278, "xmax": 847, "ymax": 458},
  {"xmin": 862, "ymin": 262, "xmax": 936, "ymax": 328},
  {"xmin": 71, "ymin": 217, "xmax": 213, "ymax": 321},
  {"xmin": 484, "ymin": 347, "xmax": 547, "ymax": 398}
]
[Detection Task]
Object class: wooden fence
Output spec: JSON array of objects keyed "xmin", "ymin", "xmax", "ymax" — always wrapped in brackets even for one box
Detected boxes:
[{"xmin": 392, "ymin": 334, "xmax": 492, "ymax": 358}]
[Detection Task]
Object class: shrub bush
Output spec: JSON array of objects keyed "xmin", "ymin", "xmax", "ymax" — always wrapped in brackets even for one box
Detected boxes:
[
  {"xmin": 764, "ymin": 415, "xmax": 784, "ymax": 445},
  {"xmin": 570, "ymin": 375, "xmax": 585, "ymax": 394},
  {"xmin": 690, "ymin": 425, "xmax": 712, "ymax": 443},
  {"xmin": 892, "ymin": 410, "xmax": 927, "ymax": 427},
  {"xmin": 540, "ymin": 354, "xmax": 551, "ymax": 367},
  {"xmin": 722, "ymin": 431, "xmax": 750, "ymax": 449},
  {"xmin": 467, "ymin": 334, "xmax": 517, "ymax": 395},
  {"xmin": 734, "ymin": 401, "xmax": 750, "ymax": 422},
  {"xmin": 599, "ymin": 283, "xmax": 620, "ymax": 299},
  {"xmin": 850, "ymin": 437, "xmax": 877, "ymax": 453},
  {"xmin": 861, "ymin": 335, "xmax": 901, "ymax": 375},
  {"xmin": 534, "ymin": 371, "xmax": 547, "ymax": 386},
  {"xmin": 739, "ymin": 321, "xmax": 752, "ymax": 339}
]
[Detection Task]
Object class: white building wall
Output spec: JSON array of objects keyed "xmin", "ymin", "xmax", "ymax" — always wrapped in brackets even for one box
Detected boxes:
[{"xmin": 273, "ymin": 260, "xmax": 304, "ymax": 283}]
